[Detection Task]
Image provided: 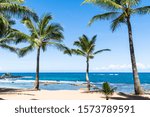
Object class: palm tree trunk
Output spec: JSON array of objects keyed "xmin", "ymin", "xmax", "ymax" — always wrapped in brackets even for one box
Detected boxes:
[
  {"xmin": 86, "ymin": 57, "xmax": 90, "ymax": 91},
  {"xmin": 34, "ymin": 47, "xmax": 40, "ymax": 90},
  {"xmin": 126, "ymin": 17, "xmax": 144, "ymax": 95}
]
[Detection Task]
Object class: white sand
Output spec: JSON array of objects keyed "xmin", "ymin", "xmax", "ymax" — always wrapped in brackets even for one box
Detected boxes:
[{"xmin": 0, "ymin": 88, "xmax": 150, "ymax": 100}]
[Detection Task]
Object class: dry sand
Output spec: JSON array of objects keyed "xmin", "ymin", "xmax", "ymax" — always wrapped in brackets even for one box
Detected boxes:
[{"xmin": 0, "ymin": 88, "xmax": 150, "ymax": 100}]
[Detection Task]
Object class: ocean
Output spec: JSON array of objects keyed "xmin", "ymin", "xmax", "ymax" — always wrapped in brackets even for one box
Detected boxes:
[{"xmin": 0, "ymin": 72, "xmax": 150, "ymax": 93}]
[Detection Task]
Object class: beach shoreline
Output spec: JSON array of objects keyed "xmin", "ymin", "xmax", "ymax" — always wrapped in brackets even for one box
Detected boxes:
[{"xmin": 0, "ymin": 88, "xmax": 150, "ymax": 100}]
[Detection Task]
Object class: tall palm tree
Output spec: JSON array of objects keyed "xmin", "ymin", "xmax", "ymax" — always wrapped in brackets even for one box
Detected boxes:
[
  {"xmin": 83, "ymin": 0, "xmax": 150, "ymax": 95},
  {"xmin": 12, "ymin": 14, "xmax": 64, "ymax": 90},
  {"xmin": 71, "ymin": 35, "xmax": 110, "ymax": 91}
]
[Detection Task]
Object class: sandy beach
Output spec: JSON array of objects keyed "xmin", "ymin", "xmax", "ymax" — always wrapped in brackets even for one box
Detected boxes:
[{"xmin": 0, "ymin": 88, "xmax": 150, "ymax": 100}]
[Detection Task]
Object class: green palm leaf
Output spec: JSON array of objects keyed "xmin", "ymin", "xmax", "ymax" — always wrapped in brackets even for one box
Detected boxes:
[
  {"xmin": 8, "ymin": 30, "xmax": 31, "ymax": 43},
  {"xmin": 0, "ymin": 3, "xmax": 38, "ymax": 21},
  {"xmin": 94, "ymin": 49, "xmax": 111, "ymax": 55},
  {"xmin": 45, "ymin": 23, "xmax": 64, "ymax": 41},
  {"xmin": 22, "ymin": 17, "xmax": 38, "ymax": 37},
  {"xmin": 0, "ymin": 43, "xmax": 18, "ymax": 53},
  {"xmin": 71, "ymin": 49, "xmax": 86, "ymax": 56},
  {"xmin": 0, "ymin": 0, "xmax": 24, "ymax": 4},
  {"xmin": 89, "ymin": 12, "xmax": 119, "ymax": 25},
  {"xmin": 133, "ymin": 6, "xmax": 150, "ymax": 14},
  {"xmin": 38, "ymin": 14, "xmax": 52, "ymax": 35},
  {"xmin": 0, "ymin": 14, "xmax": 9, "ymax": 28},
  {"xmin": 83, "ymin": 0, "xmax": 123, "ymax": 10},
  {"xmin": 19, "ymin": 44, "xmax": 34, "ymax": 57},
  {"xmin": 111, "ymin": 13, "xmax": 126, "ymax": 32}
]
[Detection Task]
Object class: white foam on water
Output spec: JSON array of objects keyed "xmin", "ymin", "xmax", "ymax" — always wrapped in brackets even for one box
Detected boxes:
[
  {"xmin": 0, "ymin": 79, "xmax": 86, "ymax": 84},
  {"xmin": 93, "ymin": 74, "xmax": 105, "ymax": 76},
  {"xmin": 21, "ymin": 76, "xmax": 33, "ymax": 78},
  {"xmin": 109, "ymin": 74, "xmax": 119, "ymax": 76}
]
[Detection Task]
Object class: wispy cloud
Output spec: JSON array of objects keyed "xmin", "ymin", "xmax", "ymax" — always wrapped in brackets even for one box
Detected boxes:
[
  {"xmin": 0, "ymin": 66, "xmax": 2, "ymax": 71},
  {"xmin": 92, "ymin": 63, "xmax": 150, "ymax": 71}
]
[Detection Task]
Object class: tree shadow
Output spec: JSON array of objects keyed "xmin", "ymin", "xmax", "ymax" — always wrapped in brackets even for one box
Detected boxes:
[
  {"xmin": 30, "ymin": 99, "xmax": 38, "ymax": 100},
  {"xmin": 81, "ymin": 90, "xmax": 101, "ymax": 93},
  {"xmin": 0, "ymin": 88, "xmax": 35, "ymax": 97},
  {"xmin": 0, "ymin": 88, "xmax": 22, "ymax": 93},
  {"xmin": 110, "ymin": 92, "xmax": 150, "ymax": 100}
]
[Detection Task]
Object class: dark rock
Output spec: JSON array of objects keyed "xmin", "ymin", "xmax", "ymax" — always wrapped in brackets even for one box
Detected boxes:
[{"xmin": 0, "ymin": 73, "xmax": 22, "ymax": 79}]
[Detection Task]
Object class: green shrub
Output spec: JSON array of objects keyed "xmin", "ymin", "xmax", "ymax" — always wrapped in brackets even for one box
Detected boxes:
[{"xmin": 102, "ymin": 82, "xmax": 116, "ymax": 100}]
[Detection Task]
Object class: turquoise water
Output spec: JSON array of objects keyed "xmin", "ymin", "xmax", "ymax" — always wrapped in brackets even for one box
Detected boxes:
[{"xmin": 0, "ymin": 72, "xmax": 150, "ymax": 93}]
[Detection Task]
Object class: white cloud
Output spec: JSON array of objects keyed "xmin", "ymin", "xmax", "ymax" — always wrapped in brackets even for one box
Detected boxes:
[
  {"xmin": 92, "ymin": 63, "xmax": 150, "ymax": 71},
  {"xmin": 0, "ymin": 66, "xmax": 2, "ymax": 71}
]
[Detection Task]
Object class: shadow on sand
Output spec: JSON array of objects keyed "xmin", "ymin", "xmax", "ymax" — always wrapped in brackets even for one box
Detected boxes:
[
  {"xmin": 81, "ymin": 91, "xmax": 150, "ymax": 100},
  {"xmin": 110, "ymin": 92, "xmax": 150, "ymax": 100},
  {"xmin": 30, "ymin": 99, "xmax": 38, "ymax": 100},
  {"xmin": 0, "ymin": 88, "xmax": 22, "ymax": 93}
]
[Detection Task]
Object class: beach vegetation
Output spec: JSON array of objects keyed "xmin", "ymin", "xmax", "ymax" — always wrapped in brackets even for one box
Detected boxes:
[{"xmin": 102, "ymin": 82, "xmax": 116, "ymax": 100}]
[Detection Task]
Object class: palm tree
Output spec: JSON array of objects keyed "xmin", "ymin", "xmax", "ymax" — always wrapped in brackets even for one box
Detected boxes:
[
  {"xmin": 12, "ymin": 14, "xmax": 64, "ymax": 90},
  {"xmin": 83, "ymin": 0, "xmax": 150, "ymax": 95},
  {"xmin": 70, "ymin": 35, "xmax": 110, "ymax": 91},
  {"xmin": 102, "ymin": 82, "xmax": 116, "ymax": 100}
]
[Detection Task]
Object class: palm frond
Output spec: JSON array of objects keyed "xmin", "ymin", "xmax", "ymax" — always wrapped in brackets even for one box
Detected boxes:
[
  {"xmin": 82, "ymin": 0, "xmax": 123, "ymax": 10},
  {"xmin": 74, "ymin": 40, "xmax": 82, "ymax": 47},
  {"xmin": 41, "ymin": 42, "xmax": 47, "ymax": 52},
  {"xmin": 0, "ymin": 3, "xmax": 38, "ymax": 21},
  {"xmin": 73, "ymin": 39, "xmax": 87, "ymax": 52},
  {"xmin": 87, "ymin": 35, "xmax": 97, "ymax": 54},
  {"xmin": 19, "ymin": 44, "xmax": 34, "ymax": 57},
  {"xmin": 8, "ymin": 30, "xmax": 31, "ymax": 44},
  {"xmin": 120, "ymin": 0, "xmax": 141, "ymax": 6},
  {"xmin": 38, "ymin": 14, "xmax": 52, "ymax": 35},
  {"xmin": 111, "ymin": 13, "xmax": 126, "ymax": 32},
  {"xmin": 133, "ymin": 6, "xmax": 150, "ymax": 15},
  {"xmin": 93, "ymin": 49, "xmax": 111, "ymax": 55},
  {"xmin": 0, "ymin": 37, "xmax": 15, "ymax": 43},
  {"xmin": 0, "ymin": 0, "xmax": 24, "ymax": 4},
  {"xmin": 71, "ymin": 49, "xmax": 86, "ymax": 57},
  {"xmin": 88, "ymin": 44, "xmax": 95, "ymax": 54},
  {"xmin": 46, "ymin": 41, "xmax": 69, "ymax": 54},
  {"xmin": 63, "ymin": 48, "xmax": 72, "ymax": 56},
  {"xmin": 0, "ymin": 14, "xmax": 9, "ymax": 27},
  {"xmin": 22, "ymin": 17, "xmax": 38, "ymax": 37},
  {"xmin": 0, "ymin": 43, "xmax": 18, "ymax": 53},
  {"xmin": 45, "ymin": 23, "xmax": 64, "ymax": 41},
  {"xmin": 90, "ymin": 35, "xmax": 97, "ymax": 45},
  {"xmin": 89, "ymin": 12, "xmax": 119, "ymax": 25}
]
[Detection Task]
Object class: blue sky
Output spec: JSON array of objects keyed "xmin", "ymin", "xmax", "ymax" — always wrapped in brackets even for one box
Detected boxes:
[{"xmin": 0, "ymin": 0, "xmax": 150, "ymax": 72}]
